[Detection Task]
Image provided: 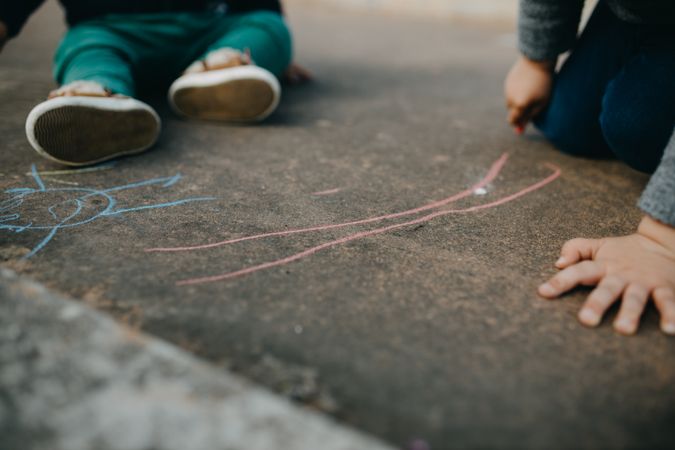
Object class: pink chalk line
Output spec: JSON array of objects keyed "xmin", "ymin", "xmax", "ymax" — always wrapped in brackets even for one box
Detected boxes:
[
  {"xmin": 173, "ymin": 162, "xmax": 561, "ymax": 286},
  {"xmin": 145, "ymin": 153, "xmax": 509, "ymax": 253},
  {"xmin": 312, "ymin": 187, "xmax": 343, "ymax": 196}
]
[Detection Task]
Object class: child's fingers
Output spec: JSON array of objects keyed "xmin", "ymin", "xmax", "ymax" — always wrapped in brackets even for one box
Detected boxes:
[
  {"xmin": 0, "ymin": 22, "xmax": 6, "ymax": 52},
  {"xmin": 613, "ymin": 283, "xmax": 649, "ymax": 335},
  {"xmin": 577, "ymin": 275, "xmax": 626, "ymax": 326},
  {"xmin": 653, "ymin": 287, "xmax": 675, "ymax": 335},
  {"xmin": 293, "ymin": 64, "xmax": 313, "ymax": 81},
  {"xmin": 508, "ymin": 103, "xmax": 543, "ymax": 132},
  {"xmin": 538, "ymin": 260, "xmax": 605, "ymax": 298},
  {"xmin": 284, "ymin": 63, "xmax": 313, "ymax": 85},
  {"xmin": 556, "ymin": 238, "xmax": 602, "ymax": 268},
  {"xmin": 526, "ymin": 102, "xmax": 546, "ymax": 124},
  {"xmin": 507, "ymin": 106, "xmax": 525, "ymax": 127}
]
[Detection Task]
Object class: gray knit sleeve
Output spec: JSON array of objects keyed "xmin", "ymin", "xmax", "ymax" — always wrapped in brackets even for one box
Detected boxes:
[
  {"xmin": 639, "ymin": 128, "xmax": 675, "ymax": 226},
  {"xmin": 518, "ymin": 0, "xmax": 585, "ymax": 61}
]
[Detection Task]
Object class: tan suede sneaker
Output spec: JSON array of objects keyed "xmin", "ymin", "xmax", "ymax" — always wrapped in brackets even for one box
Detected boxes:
[
  {"xmin": 25, "ymin": 81, "xmax": 161, "ymax": 166},
  {"xmin": 169, "ymin": 48, "xmax": 281, "ymax": 123}
]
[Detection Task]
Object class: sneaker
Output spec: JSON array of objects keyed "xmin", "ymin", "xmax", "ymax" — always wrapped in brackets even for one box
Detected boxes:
[
  {"xmin": 25, "ymin": 81, "xmax": 161, "ymax": 166},
  {"xmin": 168, "ymin": 48, "xmax": 281, "ymax": 122}
]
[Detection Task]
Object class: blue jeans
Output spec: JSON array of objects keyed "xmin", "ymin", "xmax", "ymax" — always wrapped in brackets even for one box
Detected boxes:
[{"xmin": 534, "ymin": 0, "xmax": 675, "ymax": 174}]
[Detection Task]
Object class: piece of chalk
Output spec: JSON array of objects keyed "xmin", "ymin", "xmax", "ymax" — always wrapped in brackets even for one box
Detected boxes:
[{"xmin": 515, "ymin": 125, "xmax": 525, "ymax": 135}]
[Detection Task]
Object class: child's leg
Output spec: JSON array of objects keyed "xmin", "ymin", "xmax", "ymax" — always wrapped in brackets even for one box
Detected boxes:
[
  {"xmin": 27, "ymin": 21, "xmax": 160, "ymax": 166},
  {"xmin": 53, "ymin": 23, "xmax": 138, "ymax": 97},
  {"xmin": 201, "ymin": 11, "xmax": 292, "ymax": 78},
  {"xmin": 534, "ymin": 1, "xmax": 635, "ymax": 158},
  {"xmin": 168, "ymin": 11, "xmax": 291, "ymax": 122},
  {"xmin": 600, "ymin": 46, "xmax": 675, "ymax": 173}
]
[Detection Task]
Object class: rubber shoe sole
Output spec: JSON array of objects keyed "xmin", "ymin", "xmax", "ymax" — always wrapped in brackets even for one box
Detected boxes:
[
  {"xmin": 26, "ymin": 96, "xmax": 161, "ymax": 167},
  {"xmin": 169, "ymin": 65, "xmax": 280, "ymax": 122}
]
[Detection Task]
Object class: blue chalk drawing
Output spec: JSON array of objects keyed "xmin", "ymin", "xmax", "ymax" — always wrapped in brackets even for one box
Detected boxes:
[{"xmin": 0, "ymin": 164, "xmax": 216, "ymax": 258}]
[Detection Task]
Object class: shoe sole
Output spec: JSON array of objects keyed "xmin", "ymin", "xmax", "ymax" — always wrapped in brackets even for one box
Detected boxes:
[
  {"xmin": 169, "ymin": 66, "xmax": 280, "ymax": 122},
  {"xmin": 26, "ymin": 96, "xmax": 161, "ymax": 167}
]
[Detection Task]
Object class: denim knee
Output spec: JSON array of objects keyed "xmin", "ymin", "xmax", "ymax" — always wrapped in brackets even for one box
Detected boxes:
[
  {"xmin": 534, "ymin": 109, "xmax": 610, "ymax": 158},
  {"xmin": 600, "ymin": 107, "xmax": 664, "ymax": 174}
]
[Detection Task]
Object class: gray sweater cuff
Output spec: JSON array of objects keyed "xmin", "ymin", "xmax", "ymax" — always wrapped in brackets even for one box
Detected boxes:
[
  {"xmin": 639, "ymin": 128, "xmax": 675, "ymax": 226},
  {"xmin": 518, "ymin": 0, "xmax": 585, "ymax": 61}
]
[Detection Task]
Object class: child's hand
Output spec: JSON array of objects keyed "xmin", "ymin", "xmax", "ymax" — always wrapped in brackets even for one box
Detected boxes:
[
  {"xmin": 283, "ymin": 62, "xmax": 313, "ymax": 85},
  {"xmin": 538, "ymin": 216, "xmax": 675, "ymax": 336},
  {"xmin": 504, "ymin": 56, "xmax": 555, "ymax": 133},
  {"xmin": 0, "ymin": 21, "xmax": 7, "ymax": 52}
]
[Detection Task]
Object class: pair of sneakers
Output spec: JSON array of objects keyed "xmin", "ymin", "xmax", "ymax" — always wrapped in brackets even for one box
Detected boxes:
[{"xmin": 26, "ymin": 49, "xmax": 280, "ymax": 166}]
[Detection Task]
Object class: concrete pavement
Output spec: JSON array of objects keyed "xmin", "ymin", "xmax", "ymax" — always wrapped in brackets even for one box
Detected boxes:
[
  {"xmin": 0, "ymin": 269, "xmax": 393, "ymax": 450},
  {"xmin": 1, "ymin": 1, "xmax": 674, "ymax": 448}
]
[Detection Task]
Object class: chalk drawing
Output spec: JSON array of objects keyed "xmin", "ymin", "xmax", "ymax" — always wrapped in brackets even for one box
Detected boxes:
[
  {"xmin": 147, "ymin": 154, "xmax": 561, "ymax": 285},
  {"xmin": 312, "ymin": 187, "xmax": 343, "ymax": 196},
  {"xmin": 0, "ymin": 165, "xmax": 215, "ymax": 258},
  {"xmin": 149, "ymin": 154, "xmax": 509, "ymax": 252},
  {"xmin": 24, "ymin": 162, "xmax": 117, "ymax": 177}
]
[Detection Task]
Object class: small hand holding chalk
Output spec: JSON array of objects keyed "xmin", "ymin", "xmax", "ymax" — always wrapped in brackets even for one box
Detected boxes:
[
  {"xmin": 538, "ymin": 216, "xmax": 675, "ymax": 336},
  {"xmin": 504, "ymin": 56, "xmax": 555, "ymax": 134}
]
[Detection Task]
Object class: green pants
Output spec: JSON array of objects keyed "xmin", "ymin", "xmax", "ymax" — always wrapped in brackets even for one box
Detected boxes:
[{"xmin": 53, "ymin": 10, "xmax": 293, "ymax": 97}]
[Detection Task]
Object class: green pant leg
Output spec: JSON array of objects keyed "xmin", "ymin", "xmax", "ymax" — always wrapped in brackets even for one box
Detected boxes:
[
  {"xmin": 201, "ymin": 11, "xmax": 293, "ymax": 78},
  {"xmin": 53, "ymin": 21, "xmax": 139, "ymax": 97}
]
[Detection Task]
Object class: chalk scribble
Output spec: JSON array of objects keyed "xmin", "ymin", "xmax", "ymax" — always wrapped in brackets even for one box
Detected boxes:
[
  {"xmin": 312, "ymin": 187, "xmax": 343, "ymax": 196},
  {"xmin": 1, "ymin": 165, "xmax": 215, "ymax": 258},
  {"xmin": 147, "ymin": 154, "xmax": 561, "ymax": 286}
]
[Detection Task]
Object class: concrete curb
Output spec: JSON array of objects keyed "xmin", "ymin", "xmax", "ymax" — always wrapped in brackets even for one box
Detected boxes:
[{"xmin": 0, "ymin": 269, "xmax": 394, "ymax": 450}]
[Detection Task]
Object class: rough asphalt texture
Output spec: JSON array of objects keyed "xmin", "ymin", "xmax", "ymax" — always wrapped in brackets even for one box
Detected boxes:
[
  {"xmin": 1, "ymin": 2, "xmax": 674, "ymax": 449},
  {"xmin": 0, "ymin": 269, "xmax": 393, "ymax": 450}
]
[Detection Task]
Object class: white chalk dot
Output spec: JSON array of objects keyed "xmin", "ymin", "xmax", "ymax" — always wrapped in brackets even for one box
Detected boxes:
[
  {"xmin": 59, "ymin": 304, "xmax": 82, "ymax": 321},
  {"xmin": 474, "ymin": 188, "xmax": 488, "ymax": 196},
  {"xmin": 294, "ymin": 325, "xmax": 304, "ymax": 334}
]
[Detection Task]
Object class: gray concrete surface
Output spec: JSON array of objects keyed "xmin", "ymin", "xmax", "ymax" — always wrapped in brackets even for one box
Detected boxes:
[
  {"xmin": 286, "ymin": 0, "xmax": 519, "ymax": 23},
  {"xmin": 0, "ymin": 269, "xmax": 393, "ymax": 450},
  {"xmin": 1, "ymin": 2, "xmax": 675, "ymax": 449}
]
